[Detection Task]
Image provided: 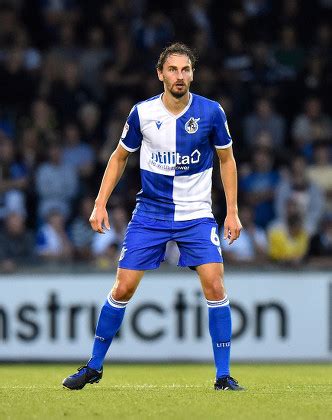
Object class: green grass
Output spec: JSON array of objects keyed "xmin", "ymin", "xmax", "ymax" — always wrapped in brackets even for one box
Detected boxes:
[{"xmin": 0, "ymin": 364, "xmax": 331, "ymax": 420}]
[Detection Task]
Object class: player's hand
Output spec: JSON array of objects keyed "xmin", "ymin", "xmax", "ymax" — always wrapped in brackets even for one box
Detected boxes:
[
  {"xmin": 89, "ymin": 204, "xmax": 110, "ymax": 234},
  {"xmin": 223, "ymin": 213, "xmax": 242, "ymax": 245}
]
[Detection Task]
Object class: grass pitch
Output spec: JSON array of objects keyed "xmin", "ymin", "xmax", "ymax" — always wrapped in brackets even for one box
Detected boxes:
[{"xmin": 0, "ymin": 364, "xmax": 331, "ymax": 420}]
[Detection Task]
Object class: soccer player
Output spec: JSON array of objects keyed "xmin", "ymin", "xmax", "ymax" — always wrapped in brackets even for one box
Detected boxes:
[{"xmin": 63, "ymin": 43, "xmax": 244, "ymax": 391}]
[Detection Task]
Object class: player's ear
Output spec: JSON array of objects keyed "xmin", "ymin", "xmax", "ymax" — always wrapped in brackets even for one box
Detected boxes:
[
  {"xmin": 157, "ymin": 69, "xmax": 163, "ymax": 82},
  {"xmin": 190, "ymin": 68, "xmax": 194, "ymax": 82}
]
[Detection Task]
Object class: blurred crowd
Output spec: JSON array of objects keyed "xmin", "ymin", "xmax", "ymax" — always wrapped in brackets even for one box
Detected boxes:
[{"xmin": 0, "ymin": 0, "xmax": 331, "ymax": 273}]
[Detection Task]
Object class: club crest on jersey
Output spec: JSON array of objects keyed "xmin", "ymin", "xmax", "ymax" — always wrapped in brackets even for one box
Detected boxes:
[{"xmin": 185, "ymin": 117, "xmax": 200, "ymax": 134}]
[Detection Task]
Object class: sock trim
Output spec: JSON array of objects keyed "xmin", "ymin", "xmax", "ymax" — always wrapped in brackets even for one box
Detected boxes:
[
  {"xmin": 207, "ymin": 296, "xmax": 229, "ymax": 308},
  {"xmin": 107, "ymin": 293, "xmax": 129, "ymax": 309}
]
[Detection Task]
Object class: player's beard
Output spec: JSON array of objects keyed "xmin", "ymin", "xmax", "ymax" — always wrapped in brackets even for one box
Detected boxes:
[
  {"xmin": 167, "ymin": 81, "xmax": 190, "ymax": 98},
  {"xmin": 170, "ymin": 90, "xmax": 186, "ymax": 99}
]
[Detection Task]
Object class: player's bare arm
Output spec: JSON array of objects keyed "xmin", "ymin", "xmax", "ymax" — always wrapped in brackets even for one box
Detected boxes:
[
  {"xmin": 90, "ymin": 144, "xmax": 130, "ymax": 234},
  {"xmin": 216, "ymin": 146, "xmax": 242, "ymax": 245}
]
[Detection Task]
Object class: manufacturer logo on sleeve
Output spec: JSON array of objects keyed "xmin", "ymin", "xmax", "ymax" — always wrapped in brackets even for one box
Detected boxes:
[{"xmin": 185, "ymin": 117, "xmax": 200, "ymax": 134}]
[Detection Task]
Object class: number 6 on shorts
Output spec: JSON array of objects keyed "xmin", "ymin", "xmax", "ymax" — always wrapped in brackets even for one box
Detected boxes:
[{"xmin": 210, "ymin": 226, "xmax": 220, "ymax": 246}]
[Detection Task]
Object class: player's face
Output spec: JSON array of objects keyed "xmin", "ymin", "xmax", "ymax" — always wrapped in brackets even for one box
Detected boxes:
[{"xmin": 157, "ymin": 54, "xmax": 194, "ymax": 98}]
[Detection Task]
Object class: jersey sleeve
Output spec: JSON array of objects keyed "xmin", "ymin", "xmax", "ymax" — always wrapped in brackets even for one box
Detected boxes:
[
  {"xmin": 119, "ymin": 105, "xmax": 143, "ymax": 152},
  {"xmin": 210, "ymin": 103, "xmax": 233, "ymax": 149}
]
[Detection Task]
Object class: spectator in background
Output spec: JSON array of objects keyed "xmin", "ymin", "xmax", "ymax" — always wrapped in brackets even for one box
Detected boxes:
[
  {"xmin": 48, "ymin": 60, "xmax": 91, "ymax": 124},
  {"xmin": 101, "ymin": 27, "xmax": 143, "ymax": 104},
  {"xmin": 36, "ymin": 209, "xmax": 74, "ymax": 261},
  {"xmin": 37, "ymin": 51, "xmax": 64, "ymax": 98},
  {"xmin": 70, "ymin": 195, "xmax": 95, "ymax": 261},
  {"xmin": 275, "ymin": 154, "xmax": 325, "ymax": 236},
  {"xmin": 97, "ymin": 0, "xmax": 138, "ymax": 48},
  {"xmin": 40, "ymin": 0, "xmax": 80, "ymax": 45},
  {"xmin": 308, "ymin": 212, "xmax": 332, "ymax": 267},
  {"xmin": 274, "ymin": 25, "xmax": 305, "ymax": 76},
  {"xmin": 194, "ymin": 64, "xmax": 218, "ymax": 98},
  {"xmin": 50, "ymin": 22, "xmax": 81, "ymax": 61},
  {"xmin": 11, "ymin": 28, "xmax": 42, "ymax": 73},
  {"xmin": 0, "ymin": 108, "xmax": 14, "ymax": 139},
  {"xmin": 239, "ymin": 147, "xmax": 279, "ymax": 229},
  {"xmin": 296, "ymin": 55, "xmax": 329, "ymax": 106},
  {"xmin": 80, "ymin": 26, "xmax": 113, "ymax": 101},
  {"xmin": 278, "ymin": 0, "xmax": 307, "ymax": 37},
  {"xmin": 18, "ymin": 126, "xmax": 42, "ymax": 225},
  {"xmin": 192, "ymin": 29, "xmax": 220, "ymax": 67},
  {"xmin": 20, "ymin": 98, "xmax": 58, "ymax": 149},
  {"xmin": 291, "ymin": 97, "xmax": 332, "ymax": 159},
  {"xmin": 212, "ymin": 94, "xmax": 245, "ymax": 156},
  {"xmin": 0, "ymin": 47, "xmax": 35, "ymax": 115},
  {"xmin": 221, "ymin": 204, "xmax": 268, "ymax": 265},
  {"xmin": 268, "ymin": 197, "xmax": 309, "ymax": 266},
  {"xmin": 243, "ymin": 97, "xmax": 286, "ymax": 149},
  {"xmin": 0, "ymin": 4, "xmax": 18, "ymax": 49},
  {"xmin": 189, "ymin": 0, "xmax": 213, "ymax": 36},
  {"xmin": 0, "ymin": 211, "xmax": 35, "ymax": 273},
  {"xmin": 18, "ymin": 127, "xmax": 41, "ymax": 173},
  {"xmin": 0, "ymin": 135, "xmax": 28, "ymax": 220},
  {"xmin": 134, "ymin": 11, "xmax": 174, "ymax": 55},
  {"xmin": 77, "ymin": 102, "xmax": 103, "ymax": 149},
  {"xmin": 307, "ymin": 142, "xmax": 332, "ymax": 212},
  {"xmin": 62, "ymin": 121, "xmax": 95, "ymax": 187},
  {"xmin": 99, "ymin": 96, "xmax": 134, "ymax": 165},
  {"xmin": 223, "ymin": 30, "xmax": 251, "ymax": 77},
  {"xmin": 98, "ymin": 96, "xmax": 139, "ymax": 204},
  {"xmin": 311, "ymin": 21, "xmax": 332, "ymax": 59},
  {"xmin": 244, "ymin": 41, "xmax": 282, "ymax": 94},
  {"xmin": 35, "ymin": 143, "xmax": 78, "ymax": 221},
  {"xmin": 253, "ymin": 130, "xmax": 274, "ymax": 150}
]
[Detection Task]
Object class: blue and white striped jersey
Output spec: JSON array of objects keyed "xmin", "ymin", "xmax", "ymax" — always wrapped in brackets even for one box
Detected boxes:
[{"xmin": 120, "ymin": 93, "xmax": 232, "ymax": 221}]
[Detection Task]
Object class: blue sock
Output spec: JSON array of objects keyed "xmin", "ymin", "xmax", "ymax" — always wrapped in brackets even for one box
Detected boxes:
[
  {"xmin": 87, "ymin": 294, "xmax": 128, "ymax": 370},
  {"xmin": 208, "ymin": 296, "xmax": 232, "ymax": 379}
]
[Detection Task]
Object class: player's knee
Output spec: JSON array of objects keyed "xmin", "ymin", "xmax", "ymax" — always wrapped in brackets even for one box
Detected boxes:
[
  {"xmin": 111, "ymin": 284, "xmax": 135, "ymax": 301},
  {"xmin": 205, "ymin": 281, "xmax": 226, "ymax": 301}
]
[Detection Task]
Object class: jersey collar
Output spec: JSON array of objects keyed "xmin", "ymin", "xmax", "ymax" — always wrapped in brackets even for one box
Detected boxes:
[{"xmin": 159, "ymin": 92, "xmax": 193, "ymax": 119}]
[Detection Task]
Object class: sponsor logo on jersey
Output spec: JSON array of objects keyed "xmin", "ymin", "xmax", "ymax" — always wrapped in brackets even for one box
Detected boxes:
[
  {"xmin": 155, "ymin": 120, "xmax": 163, "ymax": 130},
  {"xmin": 121, "ymin": 122, "xmax": 129, "ymax": 139},
  {"xmin": 150, "ymin": 149, "xmax": 201, "ymax": 170},
  {"xmin": 225, "ymin": 121, "xmax": 231, "ymax": 137},
  {"xmin": 185, "ymin": 117, "xmax": 200, "ymax": 134}
]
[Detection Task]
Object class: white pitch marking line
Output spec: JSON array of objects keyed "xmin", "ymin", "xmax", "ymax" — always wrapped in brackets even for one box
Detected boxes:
[{"xmin": 0, "ymin": 384, "xmax": 208, "ymax": 390}]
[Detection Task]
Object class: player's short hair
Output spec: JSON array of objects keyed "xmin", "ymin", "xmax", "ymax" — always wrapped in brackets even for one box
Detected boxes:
[{"xmin": 156, "ymin": 42, "xmax": 197, "ymax": 71}]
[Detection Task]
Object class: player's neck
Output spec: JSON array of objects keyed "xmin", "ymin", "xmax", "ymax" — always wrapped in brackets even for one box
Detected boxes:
[{"xmin": 161, "ymin": 91, "xmax": 190, "ymax": 116}]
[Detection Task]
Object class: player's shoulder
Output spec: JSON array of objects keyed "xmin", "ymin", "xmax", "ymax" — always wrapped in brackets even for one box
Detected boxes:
[
  {"xmin": 135, "ymin": 94, "xmax": 161, "ymax": 111},
  {"xmin": 126, "ymin": 95, "xmax": 160, "ymax": 121},
  {"xmin": 192, "ymin": 93, "xmax": 225, "ymax": 113}
]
